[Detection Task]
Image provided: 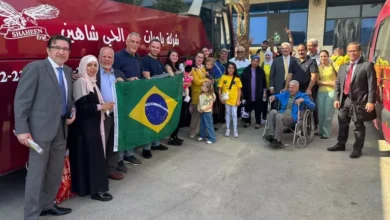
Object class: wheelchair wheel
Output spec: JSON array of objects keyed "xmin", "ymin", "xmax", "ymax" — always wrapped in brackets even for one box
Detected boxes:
[
  {"xmin": 303, "ymin": 110, "xmax": 314, "ymax": 142},
  {"xmin": 296, "ymin": 135, "xmax": 307, "ymax": 148}
]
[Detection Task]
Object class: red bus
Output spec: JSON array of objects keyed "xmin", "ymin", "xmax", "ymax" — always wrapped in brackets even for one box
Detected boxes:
[
  {"xmin": 0, "ymin": 0, "xmax": 233, "ymax": 175},
  {"xmin": 368, "ymin": 0, "xmax": 390, "ymax": 142}
]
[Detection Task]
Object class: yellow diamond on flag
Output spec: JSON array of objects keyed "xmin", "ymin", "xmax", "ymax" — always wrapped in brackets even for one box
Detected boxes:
[{"xmin": 129, "ymin": 86, "xmax": 178, "ymax": 133}]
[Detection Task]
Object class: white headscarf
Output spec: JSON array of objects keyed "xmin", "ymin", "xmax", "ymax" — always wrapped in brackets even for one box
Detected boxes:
[
  {"xmin": 73, "ymin": 55, "xmax": 104, "ymax": 103},
  {"xmin": 264, "ymin": 51, "xmax": 274, "ymax": 66}
]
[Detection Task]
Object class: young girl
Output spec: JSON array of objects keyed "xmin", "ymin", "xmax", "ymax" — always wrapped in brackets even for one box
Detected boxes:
[
  {"xmin": 183, "ymin": 60, "xmax": 193, "ymax": 102},
  {"xmin": 198, "ymin": 81, "xmax": 216, "ymax": 144},
  {"xmin": 218, "ymin": 62, "xmax": 242, "ymax": 138}
]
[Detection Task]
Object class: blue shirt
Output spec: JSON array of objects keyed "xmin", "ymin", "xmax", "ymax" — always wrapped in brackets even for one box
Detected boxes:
[
  {"xmin": 113, "ymin": 49, "xmax": 141, "ymax": 78},
  {"xmin": 141, "ymin": 54, "xmax": 164, "ymax": 78},
  {"xmin": 100, "ymin": 67, "xmax": 116, "ymax": 103}
]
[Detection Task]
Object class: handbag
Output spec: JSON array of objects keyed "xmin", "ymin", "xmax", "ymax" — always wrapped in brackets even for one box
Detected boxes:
[
  {"xmin": 352, "ymin": 104, "xmax": 377, "ymax": 122},
  {"xmin": 221, "ymin": 75, "xmax": 236, "ymax": 101},
  {"xmin": 55, "ymin": 152, "xmax": 76, "ymax": 204}
]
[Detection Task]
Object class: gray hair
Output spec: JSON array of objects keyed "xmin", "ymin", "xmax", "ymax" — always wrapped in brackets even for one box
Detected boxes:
[
  {"xmin": 99, "ymin": 47, "xmax": 114, "ymax": 56},
  {"xmin": 281, "ymin": 42, "xmax": 291, "ymax": 50},
  {"xmin": 307, "ymin": 38, "xmax": 318, "ymax": 46},
  {"xmin": 126, "ymin": 32, "xmax": 140, "ymax": 41},
  {"xmin": 290, "ymin": 80, "xmax": 300, "ymax": 87}
]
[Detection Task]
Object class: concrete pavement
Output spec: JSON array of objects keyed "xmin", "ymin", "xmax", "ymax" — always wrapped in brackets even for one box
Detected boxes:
[{"xmin": 0, "ymin": 118, "xmax": 385, "ymax": 220}]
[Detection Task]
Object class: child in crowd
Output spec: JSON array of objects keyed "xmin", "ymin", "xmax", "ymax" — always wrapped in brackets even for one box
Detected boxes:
[
  {"xmin": 218, "ymin": 62, "xmax": 242, "ymax": 138},
  {"xmin": 205, "ymin": 57, "xmax": 215, "ymax": 82},
  {"xmin": 183, "ymin": 60, "xmax": 193, "ymax": 102},
  {"xmin": 198, "ymin": 81, "xmax": 216, "ymax": 144}
]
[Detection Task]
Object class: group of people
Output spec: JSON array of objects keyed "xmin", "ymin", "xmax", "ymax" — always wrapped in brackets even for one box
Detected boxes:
[{"xmin": 13, "ymin": 30, "xmax": 376, "ymax": 220}]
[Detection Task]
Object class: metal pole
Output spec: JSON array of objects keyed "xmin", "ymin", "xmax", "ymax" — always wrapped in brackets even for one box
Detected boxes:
[{"xmin": 211, "ymin": 0, "xmax": 214, "ymax": 51}]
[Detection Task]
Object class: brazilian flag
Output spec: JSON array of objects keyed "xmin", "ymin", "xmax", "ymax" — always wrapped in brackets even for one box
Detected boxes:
[{"xmin": 113, "ymin": 75, "xmax": 183, "ymax": 151}]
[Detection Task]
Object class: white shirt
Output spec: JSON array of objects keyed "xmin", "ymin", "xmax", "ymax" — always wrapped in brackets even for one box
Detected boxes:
[
  {"xmin": 48, "ymin": 57, "xmax": 68, "ymax": 101},
  {"xmin": 229, "ymin": 57, "xmax": 250, "ymax": 69}
]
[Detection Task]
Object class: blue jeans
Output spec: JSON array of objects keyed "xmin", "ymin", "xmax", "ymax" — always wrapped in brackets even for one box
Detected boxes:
[
  {"xmin": 200, "ymin": 112, "xmax": 216, "ymax": 142},
  {"xmin": 142, "ymin": 140, "xmax": 161, "ymax": 150},
  {"xmin": 118, "ymin": 142, "xmax": 159, "ymax": 161}
]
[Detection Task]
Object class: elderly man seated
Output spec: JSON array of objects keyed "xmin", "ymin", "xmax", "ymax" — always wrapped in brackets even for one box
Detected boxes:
[{"xmin": 265, "ymin": 80, "xmax": 315, "ymax": 147}]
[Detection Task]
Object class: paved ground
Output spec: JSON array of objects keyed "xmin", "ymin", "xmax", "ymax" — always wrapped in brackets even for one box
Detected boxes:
[{"xmin": 0, "ymin": 118, "xmax": 386, "ymax": 220}]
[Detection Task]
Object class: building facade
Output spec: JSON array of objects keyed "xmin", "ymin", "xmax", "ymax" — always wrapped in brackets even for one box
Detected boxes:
[{"xmin": 239, "ymin": 0, "xmax": 385, "ymax": 55}]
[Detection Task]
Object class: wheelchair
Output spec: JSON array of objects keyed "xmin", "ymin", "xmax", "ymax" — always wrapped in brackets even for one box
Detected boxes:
[{"xmin": 262, "ymin": 100, "xmax": 315, "ymax": 148}]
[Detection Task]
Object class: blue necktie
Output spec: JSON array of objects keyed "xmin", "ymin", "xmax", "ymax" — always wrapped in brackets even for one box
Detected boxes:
[{"xmin": 57, "ymin": 67, "xmax": 67, "ymax": 116}]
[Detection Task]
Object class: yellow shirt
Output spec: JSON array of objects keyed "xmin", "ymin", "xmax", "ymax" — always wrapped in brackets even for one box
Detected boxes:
[
  {"xmin": 218, "ymin": 75, "xmax": 242, "ymax": 106},
  {"xmin": 191, "ymin": 67, "xmax": 208, "ymax": 105},
  {"xmin": 318, "ymin": 63, "xmax": 339, "ymax": 92},
  {"xmin": 330, "ymin": 55, "xmax": 349, "ymax": 67},
  {"xmin": 262, "ymin": 62, "xmax": 271, "ymax": 89}
]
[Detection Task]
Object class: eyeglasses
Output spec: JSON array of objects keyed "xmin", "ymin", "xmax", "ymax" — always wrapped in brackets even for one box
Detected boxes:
[
  {"xmin": 237, "ymin": 51, "xmax": 244, "ymax": 53},
  {"xmin": 50, "ymin": 46, "xmax": 70, "ymax": 52}
]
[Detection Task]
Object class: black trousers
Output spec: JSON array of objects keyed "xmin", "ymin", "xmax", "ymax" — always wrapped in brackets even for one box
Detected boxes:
[
  {"xmin": 337, "ymin": 95, "xmax": 366, "ymax": 150},
  {"xmin": 244, "ymin": 100, "xmax": 263, "ymax": 125}
]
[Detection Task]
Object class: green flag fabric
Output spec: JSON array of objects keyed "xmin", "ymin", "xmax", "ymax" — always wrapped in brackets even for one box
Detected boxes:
[{"xmin": 113, "ymin": 75, "xmax": 183, "ymax": 151}]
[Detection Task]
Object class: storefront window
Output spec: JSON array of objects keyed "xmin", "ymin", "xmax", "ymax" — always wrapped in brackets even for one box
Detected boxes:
[
  {"xmin": 250, "ymin": 17, "xmax": 268, "ymax": 45},
  {"xmin": 360, "ymin": 18, "xmax": 377, "ymax": 45},
  {"xmin": 324, "ymin": 20, "xmax": 335, "ymax": 45},
  {"xmin": 362, "ymin": 4, "xmax": 383, "ymax": 17},
  {"xmin": 323, "ymin": 0, "xmax": 384, "ymax": 46},
  {"xmin": 289, "ymin": 12, "xmax": 308, "ymax": 44},
  {"xmin": 247, "ymin": 0, "xmax": 308, "ymax": 46},
  {"xmin": 326, "ymin": 5, "xmax": 361, "ymax": 19}
]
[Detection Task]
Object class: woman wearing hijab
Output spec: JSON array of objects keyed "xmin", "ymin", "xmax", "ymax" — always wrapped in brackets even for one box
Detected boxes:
[
  {"xmin": 241, "ymin": 55, "xmax": 267, "ymax": 129},
  {"xmin": 260, "ymin": 51, "xmax": 273, "ymax": 122},
  {"xmin": 68, "ymin": 55, "xmax": 114, "ymax": 202}
]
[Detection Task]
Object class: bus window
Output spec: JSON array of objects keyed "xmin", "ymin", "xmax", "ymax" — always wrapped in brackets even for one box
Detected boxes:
[{"xmin": 374, "ymin": 17, "xmax": 390, "ymax": 68}]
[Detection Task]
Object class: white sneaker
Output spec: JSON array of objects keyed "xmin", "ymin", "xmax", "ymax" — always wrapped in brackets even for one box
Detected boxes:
[
  {"xmin": 198, "ymin": 137, "xmax": 204, "ymax": 142},
  {"xmin": 206, "ymin": 141, "xmax": 213, "ymax": 144},
  {"xmin": 234, "ymin": 130, "xmax": 239, "ymax": 138},
  {"xmin": 225, "ymin": 129, "xmax": 230, "ymax": 137}
]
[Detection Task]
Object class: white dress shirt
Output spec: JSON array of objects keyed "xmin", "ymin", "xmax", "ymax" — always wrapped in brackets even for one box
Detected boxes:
[
  {"xmin": 48, "ymin": 57, "xmax": 68, "ymax": 101},
  {"xmin": 349, "ymin": 57, "xmax": 360, "ymax": 79}
]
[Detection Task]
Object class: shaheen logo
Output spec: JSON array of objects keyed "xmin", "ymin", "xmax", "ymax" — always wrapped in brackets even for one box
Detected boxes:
[{"xmin": 0, "ymin": 1, "xmax": 59, "ymax": 40}]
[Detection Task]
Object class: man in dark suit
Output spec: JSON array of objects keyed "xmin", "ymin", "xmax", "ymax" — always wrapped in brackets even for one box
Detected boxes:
[
  {"xmin": 328, "ymin": 42, "xmax": 377, "ymax": 158},
  {"xmin": 270, "ymin": 42, "xmax": 297, "ymax": 94},
  {"xmin": 14, "ymin": 35, "xmax": 75, "ymax": 219},
  {"xmin": 97, "ymin": 47, "xmax": 126, "ymax": 180}
]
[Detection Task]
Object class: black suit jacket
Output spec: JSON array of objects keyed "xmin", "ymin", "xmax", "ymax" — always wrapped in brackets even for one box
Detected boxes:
[
  {"xmin": 96, "ymin": 68, "xmax": 126, "ymax": 90},
  {"xmin": 335, "ymin": 58, "xmax": 377, "ymax": 105},
  {"xmin": 270, "ymin": 56, "xmax": 298, "ymax": 93}
]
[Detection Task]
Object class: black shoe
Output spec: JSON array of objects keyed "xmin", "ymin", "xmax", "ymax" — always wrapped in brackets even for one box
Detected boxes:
[
  {"xmin": 271, "ymin": 140, "xmax": 283, "ymax": 148},
  {"xmin": 168, "ymin": 138, "xmax": 182, "ymax": 146},
  {"xmin": 265, "ymin": 135, "xmax": 274, "ymax": 143},
  {"xmin": 116, "ymin": 160, "xmax": 128, "ymax": 173},
  {"xmin": 91, "ymin": 192, "xmax": 113, "ymax": 202},
  {"xmin": 123, "ymin": 155, "xmax": 142, "ymax": 166},
  {"xmin": 151, "ymin": 144, "xmax": 169, "ymax": 151},
  {"xmin": 244, "ymin": 123, "xmax": 250, "ymax": 128},
  {"xmin": 350, "ymin": 150, "xmax": 362, "ymax": 159},
  {"xmin": 327, "ymin": 144, "xmax": 346, "ymax": 152},
  {"xmin": 174, "ymin": 136, "xmax": 184, "ymax": 143},
  {"xmin": 214, "ymin": 127, "xmax": 219, "ymax": 131},
  {"xmin": 40, "ymin": 205, "xmax": 72, "ymax": 216},
  {"xmin": 142, "ymin": 150, "xmax": 153, "ymax": 159}
]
